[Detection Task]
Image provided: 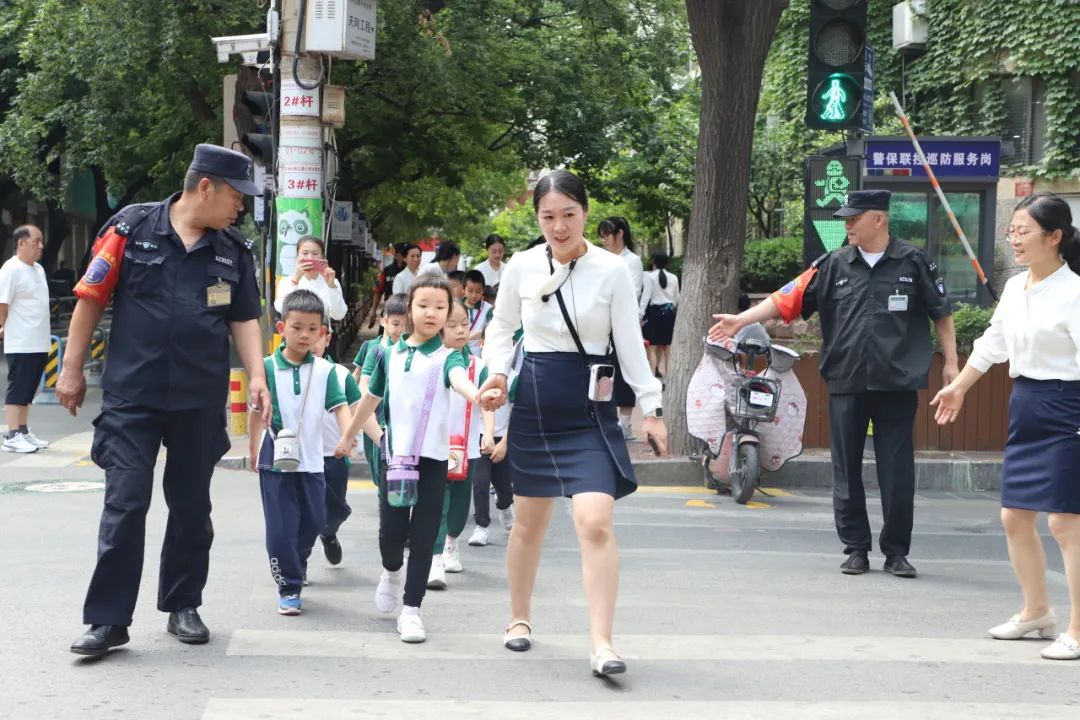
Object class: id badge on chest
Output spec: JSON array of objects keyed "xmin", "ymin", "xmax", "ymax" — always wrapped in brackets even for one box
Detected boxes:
[
  {"xmin": 887, "ymin": 293, "xmax": 909, "ymax": 312},
  {"xmin": 207, "ymin": 280, "xmax": 232, "ymax": 307}
]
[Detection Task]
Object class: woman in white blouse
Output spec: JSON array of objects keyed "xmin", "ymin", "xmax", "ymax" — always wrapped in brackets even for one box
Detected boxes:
[
  {"xmin": 473, "ymin": 234, "xmax": 507, "ymax": 288},
  {"xmin": 480, "ymin": 170, "xmax": 667, "ymax": 678},
  {"xmin": 274, "ymin": 236, "xmax": 347, "ymax": 321},
  {"xmin": 639, "ymin": 252, "xmax": 680, "ymax": 380},
  {"xmin": 391, "ymin": 243, "xmax": 422, "ymax": 296},
  {"xmin": 932, "ymin": 193, "xmax": 1080, "ymax": 661}
]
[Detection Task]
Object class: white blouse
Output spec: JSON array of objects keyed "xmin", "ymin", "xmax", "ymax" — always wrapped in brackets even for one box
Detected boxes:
[
  {"xmin": 474, "ymin": 259, "xmax": 503, "ymax": 288},
  {"xmin": 392, "ymin": 267, "xmax": 418, "ymax": 295},
  {"xmin": 620, "ymin": 248, "xmax": 644, "ymax": 300},
  {"xmin": 483, "ymin": 243, "xmax": 662, "ymax": 414},
  {"xmin": 274, "ymin": 273, "xmax": 347, "ymax": 321},
  {"xmin": 639, "ymin": 270, "xmax": 680, "ymax": 319},
  {"xmin": 967, "ymin": 264, "xmax": 1080, "ymax": 380}
]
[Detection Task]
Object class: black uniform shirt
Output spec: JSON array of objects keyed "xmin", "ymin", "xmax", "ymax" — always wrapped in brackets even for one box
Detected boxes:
[
  {"xmin": 102, "ymin": 194, "xmax": 260, "ymax": 410},
  {"xmin": 801, "ymin": 236, "xmax": 952, "ymax": 393}
]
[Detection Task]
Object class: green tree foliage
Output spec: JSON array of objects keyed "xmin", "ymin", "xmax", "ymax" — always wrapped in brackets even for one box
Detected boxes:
[{"xmin": 739, "ymin": 236, "xmax": 803, "ymax": 293}]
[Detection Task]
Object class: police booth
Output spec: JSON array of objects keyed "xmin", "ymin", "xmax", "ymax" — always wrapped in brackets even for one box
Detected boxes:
[{"xmin": 805, "ymin": 136, "xmax": 1001, "ymax": 307}]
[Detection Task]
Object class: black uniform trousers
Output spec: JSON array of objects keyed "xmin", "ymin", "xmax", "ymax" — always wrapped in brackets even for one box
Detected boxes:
[
  {"xmin": 83, "ymin": 392, "xmax": 229, "ymax": 626},
  {"xmin": 828, "ymin": 391, "xmax": 917, "ymax": 559}
]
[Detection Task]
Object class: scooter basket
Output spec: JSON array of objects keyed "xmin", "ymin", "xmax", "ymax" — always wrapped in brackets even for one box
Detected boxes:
[{"xmin": 732, "ymin": 376, "xmax": 781, "ymax": 422}]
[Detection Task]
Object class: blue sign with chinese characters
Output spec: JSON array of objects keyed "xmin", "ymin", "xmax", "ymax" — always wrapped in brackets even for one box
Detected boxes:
[{"xmin": 865, "ymin": 138, "xmax": 1000, "ymax": 178}]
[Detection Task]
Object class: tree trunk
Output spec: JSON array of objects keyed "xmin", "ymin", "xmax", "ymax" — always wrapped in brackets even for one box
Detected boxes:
[
  {"xmin": 41, "ymin": 200, "xmax": 68, "ymax": 273},
  {"xmin": 666, "ymin": 0, "xmax": 787, "ymax": 454}
]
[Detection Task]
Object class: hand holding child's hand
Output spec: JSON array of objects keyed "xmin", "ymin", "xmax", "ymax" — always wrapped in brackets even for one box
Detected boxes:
[
  {"xmin": 481, "ymin": 435, "xmax": 495, "ymax": 456},
  {"xmin": 492, "ymin": 437, "xmax": 508, "ymax": 464}
]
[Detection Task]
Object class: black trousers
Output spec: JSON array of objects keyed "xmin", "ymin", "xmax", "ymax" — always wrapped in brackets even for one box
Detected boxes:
[
  {"xmin": 471, "ymin": 437, "xmax": 514, "ymax": 528},
  {"xmin": 322, "ymin": 455, "xmax": 352, "ymax": 537},
  {"xmin": 377, "ymin": 456, "xmax": 447, "ymax": 608},
  {"xmin": 83, "ymin": 392, "xmax": 230, "ymax": 626},
  {"xmin": 828, "ymin": 391, "xmax": 917, "ymax": 558}
]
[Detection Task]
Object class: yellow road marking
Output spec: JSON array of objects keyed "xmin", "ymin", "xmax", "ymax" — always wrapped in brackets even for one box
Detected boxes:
[
  {"xmin": 685, "ymin": 499, "xmax": 716, "ymax": 508},
  {"xmin": 347, "ymin": 480, "xmax": 377, "ymax": 491},
  {"xmin": 635, "ymin": 485, "xmax": 713, "ymax": 495},
  {"xmin": 744, "ymin": 501, "xmax": 772, "ymax": 509},
  {"xmin": 759, "ymin": 487, "xmax": 793, "ymax": 497}
]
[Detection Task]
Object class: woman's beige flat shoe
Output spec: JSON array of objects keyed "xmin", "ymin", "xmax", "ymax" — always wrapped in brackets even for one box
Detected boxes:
[
  {"xmin": 1041, "ymin": 633, "xmax": 1080, "ymax": 660},
  {"xmin": 503, "ymin": 619, "xmax": 532, "ymax": 652},
  {"xmin": 988, "ymin": 609, "xmax": 1056, "ymax": 640},
  {"xmin": 590, "ymin": 646, "xmax": 627, "ymax": 677}
]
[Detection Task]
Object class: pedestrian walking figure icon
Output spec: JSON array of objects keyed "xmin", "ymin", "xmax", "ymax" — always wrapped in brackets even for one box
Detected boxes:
[
  {"xmin": 821, "ymin": 78, "xmax": 848, "ymax": 122},
  {"xmin": 815, "ymin": 160, "xmax": 850, "ymax": 207}
]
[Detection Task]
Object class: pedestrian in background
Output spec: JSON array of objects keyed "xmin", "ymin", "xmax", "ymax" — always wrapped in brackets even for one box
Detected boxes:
[
  {"xmin": 0, "ymin": 224, "xmax": 51, "ymax": 454},
  {"xmin": 367, "ymin": 243, "xmax": 408, "ymax": 328},
  {"xmin": 392, "ymin": 243, "xmax": 422, "ymax": 296},
  {"xmin": 275, "ymin": 235, "xmax": 347, "ymax": 322},
  {"xmin": 480, "ymin": 170, "xmax": 667, "ymax": 678},
  {"xmin": 61, "ymin": 144, "xmax": 271, "ymax": 657},
  {"xmin": 710, "ymin": 189, "xmax": 957, "ymax": 579},
  {"xmin": 931, "ymin": 192, "xmax": 1080, "ymax": 661},
  {"xmin": 432, "ymin": 241, "xmax": 462, "ymax": 274},
  {"xmin": 474, "ymin": 234, "xmax": 507, "ymax": 288},
  {"xmin": 598, "ymin": 216, "xmax": 643, "ymax": 441},
  {"xmin": 639, "ymin": 252, "xmax": 680, "ymax": 381}
]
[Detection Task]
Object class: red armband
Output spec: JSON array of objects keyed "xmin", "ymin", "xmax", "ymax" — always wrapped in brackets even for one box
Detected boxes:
[
  {"xmin": 74, "ymin": 226, "xmax": 127, "ymax": 305},
  {"xmin": 769, "ymin": 266, "xmax": 819, "ymax": 324}
]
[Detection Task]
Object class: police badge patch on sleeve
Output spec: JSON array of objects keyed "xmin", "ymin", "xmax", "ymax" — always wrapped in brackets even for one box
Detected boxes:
[
  {"xmin": 84, "ymin": 256, "xmax": 112, "ymax": 285},
  {"xmin": 936, "ymin": 279, "xmax": 946, "ymax": 296}
]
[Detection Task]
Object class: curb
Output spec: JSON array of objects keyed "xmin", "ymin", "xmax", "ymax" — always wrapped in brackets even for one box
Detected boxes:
[{"xmin": 218, "ymin": 450, "xmax": 1004, "ymax": 492}]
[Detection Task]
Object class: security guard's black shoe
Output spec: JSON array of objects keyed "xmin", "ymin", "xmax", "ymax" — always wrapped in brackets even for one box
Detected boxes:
[
  {"xmin": 70, "ymin": 624, "xmax": 129, "ymax": 656},
  {"xmin": 884, "ymin": 556, "xmax": 917, "ymax": 578},
  {"xmin": 167, "ymin": 608, "xmax": 210, "ymax": 644},
  {"xmin": 321, "ymin": 534, "xmax": 343, "ymax": 565},
  {"xmin": 840, "ymin": 552, "xmax": 870, "ymax": 575}
]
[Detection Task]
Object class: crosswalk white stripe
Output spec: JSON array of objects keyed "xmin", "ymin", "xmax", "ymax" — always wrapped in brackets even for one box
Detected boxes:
[
  {"xmin": 226, "ymin": 630, "xmax": 1071, "ymax": 666},
  {"xmin": 203, "ymin": 700, "xmax": 1080, "ymax": 720}
]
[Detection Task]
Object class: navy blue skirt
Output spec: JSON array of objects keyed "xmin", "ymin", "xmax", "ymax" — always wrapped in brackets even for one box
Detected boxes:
[
  {"xmin": 1002, "ymin": 377, "xmax": 1080, "ymax": 513},
  {"xmin": 508, "ymin": 352, "xmax": 637, "ymax": 499}
]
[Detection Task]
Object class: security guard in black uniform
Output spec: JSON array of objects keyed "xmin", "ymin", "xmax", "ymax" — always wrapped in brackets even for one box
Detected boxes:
[
  {"xmin": 710, "ymin": 190, "xmax": 959, "ymax": 578},
  {"xmin": 59, "ymin": 145, "xmax": 272, "ymax": 657}
]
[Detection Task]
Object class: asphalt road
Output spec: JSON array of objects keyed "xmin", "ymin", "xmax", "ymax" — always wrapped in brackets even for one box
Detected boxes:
[{"xmin": 2, "ymin": 449, "xmax": 1079, "ymax": 719}]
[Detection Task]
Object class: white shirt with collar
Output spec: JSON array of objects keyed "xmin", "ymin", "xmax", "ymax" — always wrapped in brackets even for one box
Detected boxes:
[
  {"xmin": 274, "ymin": 273, "xmax": 348, "ymax": 321},
  {"xmin": 392, "ymin": 267, "xmax": 419, "ymax": 296},
  {"xmin": 483, "ymin": 243, "xmax": 662, "ymax": 414},
  {"xmin": 968, "ymin": 263, "xmax": 1080, "ymax": 380},
  {"xmin": 474, "ymin": 259, "xmax": 503, "ymax": 288},
  {"xmin": 619, "ymin": 247, "xmax": 644, "ymax": 300},
  {"xmin": 639, "ymin": 269, "xmax": 681, "ymax": 319}
]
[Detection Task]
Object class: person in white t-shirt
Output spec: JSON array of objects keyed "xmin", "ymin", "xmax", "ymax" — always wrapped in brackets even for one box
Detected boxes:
[
  {"xmin": 392, "ymin": 244, "xmax": 423, "ymax": 296},
  {"xmin": 274, "ymin": 236, "xmax": 348, "ymax": 323},
  {"xmin": 0, "ymin": 225, "xmax": 51, "ymax": 454},
  {"xmin": 474, "ymin": 234, "xmax": 507, "ymax": 288}
]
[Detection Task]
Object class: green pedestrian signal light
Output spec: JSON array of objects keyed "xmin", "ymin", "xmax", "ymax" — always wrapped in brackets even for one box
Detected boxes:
[{"xmin": 812, "ymin": 74, "xmax": 860, "ymax": 125}]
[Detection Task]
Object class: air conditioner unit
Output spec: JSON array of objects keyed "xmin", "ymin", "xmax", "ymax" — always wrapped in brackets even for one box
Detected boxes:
[
  {"xmin": 893, "ymin": 1, "xmax": 928, "ymax": 51},
  {"xmin": 303, "ymin": 0, "xmax": 377, "ymax": 60}
]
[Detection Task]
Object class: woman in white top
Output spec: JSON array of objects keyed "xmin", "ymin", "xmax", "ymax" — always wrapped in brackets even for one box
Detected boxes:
[
  {"xmin": 391, "ymin": 244, "xmax": 423, "ymax": 295},
  {"xmin": 639, "ymin": 252, "xmax": 680, "ymax": 380},
  {"xmin": 480, "ymin": 170, "xmax": 668, "ymax": 678},
  {"xmin": 474, "ymin": 234, "xmax": 507, "ymax": 288},
  {"xmin": 598, "ymin": 216, "xmax": 644, "ymax": 438},
  {"xmin": 274, "ymin": 236, "xmax": 347, "ymax": 321},
  {"xmin": 932, "ymin": 193, "xmax": 1080, "ymax": 661}
]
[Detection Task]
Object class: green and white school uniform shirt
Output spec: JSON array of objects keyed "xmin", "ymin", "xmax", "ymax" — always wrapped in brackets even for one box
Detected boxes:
[
  {"xmin": 263, "ymin": 346, "xmax": 346, "ymax": 473},
  {"xmin": 322, "ymin": 362, "xmax": 361, "ymax": 457},
  {"xmin": 451, "ymin": 347, "xmax": 489, "ymax": 460},
  {"xmin": 465, "ymin": 299, "xmax": 494, "ymax": 356},
  {"xmin": 360, "ymin": 336, "xmax": 394, "ymax": 427},
  {"xmin": 367, "ymin": 334, "xmax": 467, "ymax": 461}
]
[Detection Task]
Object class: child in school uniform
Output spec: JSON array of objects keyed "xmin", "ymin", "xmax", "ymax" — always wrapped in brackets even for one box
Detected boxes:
[
  {"xmin": 463, "ymin": 270, "xmax": 494, "ymax": 356},
  {"xmin": 428, "ymin": 301, "xmax": 495, "ymax": 589},
  {"xmin": 447, "ymin": 270, "xmax": 467, "ymax": 301},
  {"xmin": 469, "ymin": 330, "xmax": 521, "ymax": 546},
  {"xmin": 336, "ymin": 272, "xmax": 490, "ymax": 643},
  {"xmin": 352, "ymin": 293, "xmax": 409, "ymax": 484},
  {"xmin": 314, "ymin": 328, "xmax": 361, "ymax": 567},
  {"xmin": 249, "ymin": 289, "xmax": 350, "ymax": 616}
]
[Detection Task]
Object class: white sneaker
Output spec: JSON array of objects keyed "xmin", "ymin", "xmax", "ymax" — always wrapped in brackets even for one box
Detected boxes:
[
  {"xmin": 988, "ymin": 609, "xmax": 1056, "ymax": 640},
  {"xmin": 374, "ymin": 568, "xmax": 403, "ymax": 614},
  {"xmin": 1041, "ymin": 633, "xmax": 1080, "ymax": 660},
  {"xmin": 467, "ymin": 526, "xmax": 490, "ymax": 547},
  {"xmin": 1, "ymin": 433, "xmax": 39, "ymax": 454},
  {"xmin": 23, "ymin": 430, "xmax": 49, "ymax": 449},
  {"xmin": 443, "ymin": 540, "xmax": 463, "ymax": 573},
  {"xmin": 397, "ymin": 606, "xmax": 427, "ymax": 643},
  {"xmin": 427, "ymin": 555, "xmax": 447, "ymax": 589},
  {"xmin": 499, "ymin": 505, "xmax": 515, "ymax": 531}
]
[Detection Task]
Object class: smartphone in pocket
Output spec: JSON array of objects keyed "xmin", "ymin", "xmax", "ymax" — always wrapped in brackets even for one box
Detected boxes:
[{"xmin": 587, "ymin": 364, "xmax": 615, "ymax": 402}]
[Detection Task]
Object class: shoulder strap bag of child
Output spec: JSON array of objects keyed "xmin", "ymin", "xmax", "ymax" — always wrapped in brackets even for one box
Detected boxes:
[
  {"xmin": 272, "ymin": 358, "xmax": 317, "ymax": 472},
  {"xmin": 384, "ymin": 351, "xmax": 443, "ymax": 508},
  {"xmin": 447, "ymin": 355, "xmax": 476, "ymax": 481}
]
